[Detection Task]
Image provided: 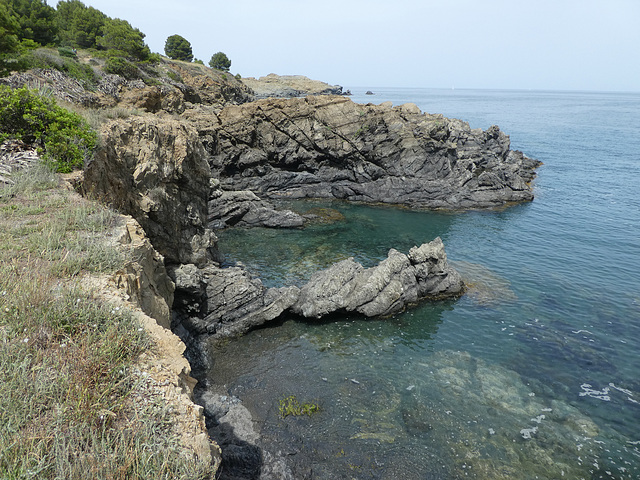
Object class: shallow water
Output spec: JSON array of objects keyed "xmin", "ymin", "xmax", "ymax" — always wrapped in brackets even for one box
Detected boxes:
[{"xmin": 209, "ymin": 88, "xmax": 640, "ymax": 479}]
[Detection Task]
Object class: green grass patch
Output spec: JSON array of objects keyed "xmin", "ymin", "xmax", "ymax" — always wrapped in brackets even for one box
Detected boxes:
[{"xmin": 0, "ymin": 166, "xmax": 214, "ymax": 479}]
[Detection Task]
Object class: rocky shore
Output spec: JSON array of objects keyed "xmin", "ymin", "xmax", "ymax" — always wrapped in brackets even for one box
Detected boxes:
[{"xmin": 3, "ymin": 59, "xmax": 540, "ymax": 479}]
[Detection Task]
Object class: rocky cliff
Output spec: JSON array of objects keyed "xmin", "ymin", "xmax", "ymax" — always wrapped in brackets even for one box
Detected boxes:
[{"xmin": 208, "ymin": 95, "xmax": 541, "ymax": 210}]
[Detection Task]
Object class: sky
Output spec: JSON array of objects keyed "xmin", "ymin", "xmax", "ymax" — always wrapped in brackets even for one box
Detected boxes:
[{"xmin": 54, "ymin": 0, "xmax": 640, "ymax": 92}]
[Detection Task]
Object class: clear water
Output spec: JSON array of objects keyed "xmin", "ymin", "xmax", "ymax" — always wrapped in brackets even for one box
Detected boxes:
[{"xmin": 208, "ymin": 88, "xmax": 640, "ymax": 479}]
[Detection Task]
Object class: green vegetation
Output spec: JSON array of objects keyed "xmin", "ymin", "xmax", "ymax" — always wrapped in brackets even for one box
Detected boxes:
[
  {"xmin": 0, "ymin": 0, "xmax": 233, "ymax": 80},
  {"xmin": 0, "ymin": 85, "xmax": 96, "ymax": 172},
  {"xmin": 0, "ymin": 167, "xmax": 213, "ymax": 479},
  {"xmin": 278, "ymin": 395, "xmax": 320, "ymax": 418},
  {"xmin": 209, "ymin": 51, "xmax": 231, "ymax": 72},
  {"xmin": 103, "ymin": 56, "xmax": 140, "ymax": 80},
  {"xmin": 164, "ymin": 34, "xmax": 193, "ymax": 62},
  {"xmin": 55, "ymin": 0, "xmax": 107, "ymax": 49},
  {"xmin": 97, "ymin": 18, "xmax": 150, "ymax": 61}
]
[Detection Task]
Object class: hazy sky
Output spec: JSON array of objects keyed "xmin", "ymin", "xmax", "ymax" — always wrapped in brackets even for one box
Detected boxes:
[{"xmin": 55, "ymin": 0, "xmax": 640, "ymax": 92}]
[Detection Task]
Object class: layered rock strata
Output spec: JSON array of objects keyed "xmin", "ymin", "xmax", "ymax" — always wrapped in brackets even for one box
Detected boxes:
[
  {"xmin": 172, "ymin": 238, "xmax": 463, "ymax": 340},
  {"xmin": 209, "ymin": 95, "xmax": 541, "ymax": 209},
  {"xmin": 208, "ymin": 179, "xmax": 304, "ymax": 229}
]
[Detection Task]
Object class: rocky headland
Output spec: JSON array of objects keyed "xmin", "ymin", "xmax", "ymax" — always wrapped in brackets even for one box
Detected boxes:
[
  {"xmin": 2, "ymin": 57, "xmax": 540, "ymax": 479},
  {"xmin": 208, "ymin": 95, "xmax": 541, "ymax": 210},
  {"xmin": 241, "ymin": 73, "xmax": 345, "ymax": 98}
]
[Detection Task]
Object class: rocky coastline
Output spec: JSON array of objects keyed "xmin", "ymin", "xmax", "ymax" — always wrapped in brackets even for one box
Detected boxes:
[{"xmin": 3, "ymin": 60, "xmax": 540, "ymax": 478}]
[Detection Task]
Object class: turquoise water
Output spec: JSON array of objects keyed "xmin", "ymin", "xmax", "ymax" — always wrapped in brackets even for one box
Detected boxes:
[{"xmin": 209, "ymin": 89, "xmax": 640, "ymax": 479}]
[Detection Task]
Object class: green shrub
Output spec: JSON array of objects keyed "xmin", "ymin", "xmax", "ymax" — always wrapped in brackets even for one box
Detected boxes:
[
  {"xmin": 58, "ymin": 46, "xmax": 77, "ymax": 58},
  {"xmin": 0, "ymin": 86, "xmax": 96, "ymax": 173},
  {"xmin": 166, "ymin": 70, "xmax": 182, "ymax": 83},
  {"xmin": 17, "ymin": 49, "xmax": 99, "ymax": 89},
  {"xmin": 103, "ymin": 56, "xmax": 139, "ymax": 80}
]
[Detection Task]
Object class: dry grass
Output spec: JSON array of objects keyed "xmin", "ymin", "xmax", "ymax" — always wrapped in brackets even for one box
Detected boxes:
[{"xmin": 0, "ymin": 165, "xmax": 213, "ymax": 479}]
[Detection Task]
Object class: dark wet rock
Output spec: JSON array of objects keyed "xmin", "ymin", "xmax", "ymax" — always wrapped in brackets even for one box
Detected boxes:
[
  {"xmin": 292, "ymin": 237, "xmax": 463, "ymax": 318},
  {"xmin": 175, "ymin": 238, "xmax": 462, "ymax": 341},
  {"xmin": 209, "ymin": 180, "xmax": 304, "ymax": 229},
  {"xmin": 209, "ymin": 96, "xmax": 541, "ymax": 210},
  {"xmin": 175, "ymin": 264, "xmax": 300, "ymax": 338}
]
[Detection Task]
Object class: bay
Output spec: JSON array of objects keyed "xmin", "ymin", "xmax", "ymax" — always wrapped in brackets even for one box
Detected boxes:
[{"xmin": 210, "ymin": 88, "xmax": 640, "ymax": 479}]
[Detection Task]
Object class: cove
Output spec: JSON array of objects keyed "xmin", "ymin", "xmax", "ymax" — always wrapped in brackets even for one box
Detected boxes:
[{"xmin": 201, "ymin": 89, "xmax": 640, "ymax": 479}]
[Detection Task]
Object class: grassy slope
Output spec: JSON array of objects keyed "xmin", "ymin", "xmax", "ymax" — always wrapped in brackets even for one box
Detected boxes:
[{"xmin": 0, "ymin": 165, "xmax": 213, "ymax": 479}]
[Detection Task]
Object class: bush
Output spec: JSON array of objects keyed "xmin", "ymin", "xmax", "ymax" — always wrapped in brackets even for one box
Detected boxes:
[
  {"xmin": 103, "ymin": 56, "xmax": 139, "ymax": 80},
  {"xmin": 57, "ymin": 46, "xmax": 77, "ymax": 58},
  {"xmin": 0, "ymin": 86, "xmax": 96, "ymax": 173}
]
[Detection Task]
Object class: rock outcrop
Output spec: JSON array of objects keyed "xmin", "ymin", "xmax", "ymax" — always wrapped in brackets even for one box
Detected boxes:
[
  {"xmin": 242, "ymin": 73, "xmax": 344, "ymax": 98},
  {"xmin": 83, "ymin": 116, "xmax": 217, "ymax": 266},
  {"xmin": 209, "ymin": 95, "xmax": 541, "ymax": 209},
  {"xmin": 208, "ymin": 179, "xmax": 305, "ymax": 229},
  {"xmin": 173, "ymin": 238, "xmax": 462, "ymax": 341},
  {"xmin": 292, "ymin": 237, "xmax": 463, "ymax": 318}
]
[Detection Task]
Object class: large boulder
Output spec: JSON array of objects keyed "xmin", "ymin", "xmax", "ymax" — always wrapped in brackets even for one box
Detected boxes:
[
  {"xmin": 84, "ymin": 116, "xmax": 216, "ymax": 266},
  {"xmin": 208, "ymin": 96, "xmax": 541, "ymax": 209},
  {"xmin": 292, "ymin": 237, "xmax": 463, "ymax": 318}
]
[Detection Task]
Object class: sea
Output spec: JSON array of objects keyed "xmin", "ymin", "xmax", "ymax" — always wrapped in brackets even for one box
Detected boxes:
[{"xmin": 208, "ymin": 88, "xmax": 640, "ymax": 479}]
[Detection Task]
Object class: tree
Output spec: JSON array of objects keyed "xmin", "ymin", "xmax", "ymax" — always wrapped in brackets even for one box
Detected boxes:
[
  {"xmin": 7, "ymin": 0, "xmax": 58, "ymax": 46},
  {"xmin": 97, "ymin": 18, "xmax": 150, "ymax": 60},
  {"xmin": 164, "ymin": 34, "xmax": 193, "ymax": 62},
  {"xmin": 0, "ymin": 1, "xmax": 21, "ymax": 76},
  {"xmin": 209, "ymin": 51, "xmax": 231, "ymax": 71},
  {"xmin": 56, "ymin": 0, "xmax": 107, "ymax": 49}
]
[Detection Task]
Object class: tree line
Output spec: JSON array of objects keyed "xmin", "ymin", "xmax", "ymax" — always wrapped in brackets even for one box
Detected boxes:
[{"xmin": 0, "ymin": 0, "xmax": 232, "ymax": 76}]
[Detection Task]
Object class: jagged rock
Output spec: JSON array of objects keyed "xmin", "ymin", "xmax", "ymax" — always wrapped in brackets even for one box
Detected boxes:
[
  {"xmin": 209, "ymin": 95, "xmax": 541, "ymax": 209},
  {"xmin": 242, "ymin": 73, "xmax": 344, "ymax": 98},
  {"xmin": 168, "ymin": 63, "xmax": 253, "ymax": 106},
  {"xmin": 292, "ymin": 237, "xmax": 463, "ymax": 318},
  {"xmin": 83, "ymin": 116, "xmax": 217, "ymax": 266},
  {"xmin": 178, "ymin": 264, "xmax": 300, "ymax": 338},
  {"xmin": 176, "ymin": 238, "xmax": 462, "ymax": 340},
  {"xmin": 208, "ymin": 180, "xmax": 304, "ymax": 229}
]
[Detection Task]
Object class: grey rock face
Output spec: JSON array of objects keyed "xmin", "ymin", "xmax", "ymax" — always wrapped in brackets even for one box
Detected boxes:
[
  {"xmin": 175, "ymin": 238, "xmax": 462, "ymax": 340},
  {"xmin": 209, "ymin": 96, "xmax": 541, "ymax": 210},
  {"xmin": 292, "ymin": 237, "xmax": 463, "ymax": 319},
  {"xmin": 176, "ymin": 264, "xmax": 300, "ymax": 339},
  {"xmin": 209, "ymin": 180, "xmax": 304, "ymax": 229}
]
